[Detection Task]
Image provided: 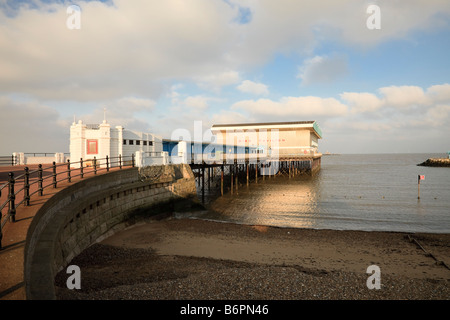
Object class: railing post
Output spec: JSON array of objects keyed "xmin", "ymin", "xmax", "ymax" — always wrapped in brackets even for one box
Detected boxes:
[
  {"xmin": 106, "ymin": 155, "xmax": 109, "ymax": 172},
  {"xmin": 0, "ymin": 189, "xmax": 2, "ymax": 249},
  {"xmin": 94, "ymin": 157, "xmax": 97, "ymax": 174},
  {"xmin": 132, "ymin": 153, "xmax": 135, "ymax": 168},
  {"xmin": 119, "ymin": 154, "xmax": 122, "ymax": 169},
  {"xmin": 52, "ymin": 161, "xmax": 57, "ymax": 188},
  {"xmin": 67, "ymin": 159, "xmax": 71, "ymax": 183},
  {"xmin": 24, "ymin": 167, "xmax": 30, "ymax": 206},
  {"xmin": 8, "ymin": 172, "xmax": 16, "ymax": 222},
  {"xmin": 38, "ymin": 164, "xmax": 43, "ymax": 196},
  {"xmin": 80, "ymin": 158, "xmax": 84, "ymax": 178}
]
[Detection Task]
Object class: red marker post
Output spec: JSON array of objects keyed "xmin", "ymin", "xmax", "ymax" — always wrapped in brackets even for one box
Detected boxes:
[{"xmin": 418, "ymin": 175, "xmax": 425, "ymax": 199}]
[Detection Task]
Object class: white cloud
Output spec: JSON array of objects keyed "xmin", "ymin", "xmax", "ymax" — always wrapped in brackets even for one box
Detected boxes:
[
  {"xmin": 1, "ymin": 0, "xmax": 449, "ymax": 102},
  {"xmin": 231, "ymin": 96, "xmax": 348, "ymax": 117},
  {"xmin": 297, "ymin": 54, "xmax": 348, "ymax": 85},
  {"xmin": 194, "ymin": 70, "xmax": 241, "ymax": 93},
  {"xmin": 426, "ymin": 104, "xmax": 450, "ymax": 126},
  {"xmin": 426, "ymin": 83, "xmax": 450, "ymax": 102},
  {"xmin": 0, "ymin": 0, "xmax": 239, "ymax": 100},
  {"xmin": 342, "ymin": 84, "xmax": 450, "ymax": 114},
  {"xmin": 73, "ymin": 96, "xmax": 156, "ymax": 133},
  {"xmin": 183, "ymin": 96, "xmax": 210, "ymax": 110},
  {"xmin": 378, "ymin": 85, "xmax": 430, "ymax": 109},
  {"xmin": 115, "ymin": 97, "xmax": 156, "ymax": 112},
  {"xmin": 229, "ymin": 83, "xmax": 450, "ymax": 134},
  {"xmin": 210, "ymin": 110, "xmax": 250, "ymax": 125},
  {"xmin": 0, "ymin": 96, "xmax": 69, "ymax": 153},
  {"xmin": 340, "ymin": 92, "xmax": 384, "ymax": 113},
  {"xmin": 237, "ymin": 80, "xmax": 269, "ymax": 95}
]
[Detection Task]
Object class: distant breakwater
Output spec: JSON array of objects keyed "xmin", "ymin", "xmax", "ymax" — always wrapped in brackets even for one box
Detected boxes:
[{"xmin": 418, "ymin": 158, "xmax": 450, "ymax": 167}]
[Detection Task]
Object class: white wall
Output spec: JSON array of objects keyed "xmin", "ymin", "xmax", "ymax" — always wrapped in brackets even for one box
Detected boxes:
[
  {"xmin": 12, "ymin": 152, "xmax": 67, "ymax": 165},
  {"xmin": 69, "ymin": 120, "xmax": 163, "ymax": 168},
  {"xmin": 135, "ymin": 151, "xmax": 168, "ymax": 167}
]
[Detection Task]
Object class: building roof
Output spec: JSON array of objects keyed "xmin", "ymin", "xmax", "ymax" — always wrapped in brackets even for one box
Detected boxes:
[
  {"xmin": 211, "ymin": 121, "xmax": 315, "ymax": 128},
  {"xmin": 211, "ymin": 121, "xmax": 322, "ymax": 139}
]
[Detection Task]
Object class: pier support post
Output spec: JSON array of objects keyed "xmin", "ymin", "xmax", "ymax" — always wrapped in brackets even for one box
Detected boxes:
[
  {"xmin": 201, "ymin": 164, "xmax": 205, "ymax": 202},
  {"xmin": 221, "ymin": 166, "xmax": 224, "ymax": 196},
  {"xmin": 231, "ymin": 171, "xmax": 233, "ymax": 195},
  {"xmin": 289, "ymin": 161, "xmax": 291, "ymax": 178},
  {"xmin": 246, "ymin": 163, "xmax": 249, "ymax": 186},
  {"xmin": 207, "ymin": 166, "xmax": 211, "ymax": 190}
]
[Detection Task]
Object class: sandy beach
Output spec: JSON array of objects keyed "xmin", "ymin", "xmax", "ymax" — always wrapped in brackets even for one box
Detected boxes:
[{"xmin": 55, "ymin": 216, "xmax": 450, "ymax": 300}]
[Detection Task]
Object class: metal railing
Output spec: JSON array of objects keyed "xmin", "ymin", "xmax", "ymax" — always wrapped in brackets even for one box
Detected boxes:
[
  {"xmin": 0, "ymin": 154, "xmax": 135, "ymax": 249},
  {"xmin": 23, "ymin": 152, "xmax": 70, "ymax": 157},
  {"xmin": 0, "ymin": 155, "xmax": 17, "ymax": 166}
]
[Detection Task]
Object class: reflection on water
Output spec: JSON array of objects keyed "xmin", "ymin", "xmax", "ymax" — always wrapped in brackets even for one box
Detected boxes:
[
  {"xmin": 201, "ymin": 174, "xmax": 320, "ymax": 229},
  {"xmin": 195, "ymin": 153, "xmax": 450, "ymax": 233}
]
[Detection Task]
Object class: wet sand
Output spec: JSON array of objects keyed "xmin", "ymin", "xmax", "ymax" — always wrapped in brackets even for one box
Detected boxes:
[{"xmin": 55, "ymin": 217, "xmax": 450, "ymax": 300}]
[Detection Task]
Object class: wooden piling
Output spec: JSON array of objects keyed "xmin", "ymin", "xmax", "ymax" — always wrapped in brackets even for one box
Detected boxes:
[
  {"xmin": 231, "ymin": 172, "xmax": 234, "ymax": 195},
  {"xmin": 246, "ymin": 163, "xmax": 249, "ymax": 186},
  {"xmin": 201, "ymin": 165, "xmax": 205, "ymax": 202},
  {"xmin": 289, "ymin": 161, "xmax": 291, "ymax": 178},
  {"xmin": 221, "ymin": 171, "xmax": 223, "ymax": 196}
]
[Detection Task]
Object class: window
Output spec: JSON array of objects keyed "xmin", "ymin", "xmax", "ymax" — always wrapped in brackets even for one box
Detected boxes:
[
  {"xmin": 136, "ymin": 140, "xmax": 140, "ymax": 145},
  {"xmin": 143, "ymin": 141, "xmax": 147, "ymax": 146},
  {"xmin": 129, "ymin": 140, "xmax": 134, "ymax": 145},
  {"xmin": 87, "ymin": 139, "xmax": 98, "ymax": 154},
  {"xmin": 123, "ymin": 140, "xmax": 127, "ymax": 145},
  {"xmin": 149, "ymin": 141, "xmax": 153, "ymax": 146}
]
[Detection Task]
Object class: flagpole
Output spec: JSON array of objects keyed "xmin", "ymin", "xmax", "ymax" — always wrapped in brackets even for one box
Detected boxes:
[
  {"xmin": 417, "ymin": 175, "xmax": 424, "ymax": 199},
  {"xmin": 418, "ymin": 175, "xmax": 420, "ymax": 200}
]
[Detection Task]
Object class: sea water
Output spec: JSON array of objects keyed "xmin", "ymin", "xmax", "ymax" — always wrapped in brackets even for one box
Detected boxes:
[{"xmin": 195, "ymin": 153, "xmax": 450, "ymax": 233}]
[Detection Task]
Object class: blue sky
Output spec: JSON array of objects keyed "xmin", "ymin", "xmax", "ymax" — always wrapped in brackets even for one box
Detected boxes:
[{"xmin": 1, "ymin": 0, "xmax": 450, "ymax": 154}]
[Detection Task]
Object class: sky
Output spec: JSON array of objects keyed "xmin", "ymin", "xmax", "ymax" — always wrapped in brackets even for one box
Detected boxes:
[{"xmin": 0, "ymin": 0, "xmax": 449, "ymax": 154}]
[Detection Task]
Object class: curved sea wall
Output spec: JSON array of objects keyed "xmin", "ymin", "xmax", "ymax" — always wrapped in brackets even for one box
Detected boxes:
[
  {"xmin": 418, "ymin": 158, "xmax": 450, "ymax": 167},
  {"xmin": 24, "ymin": 164, "xmax": 197, "ymax": 300}
]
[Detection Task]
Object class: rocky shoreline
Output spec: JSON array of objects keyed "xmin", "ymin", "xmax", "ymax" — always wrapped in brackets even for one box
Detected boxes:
[{"xmin": 418, "ymin": 158, "xmax": 450, "ymax": 167}]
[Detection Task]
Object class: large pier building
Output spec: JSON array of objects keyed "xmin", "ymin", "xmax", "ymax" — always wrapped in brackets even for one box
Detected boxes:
[{"xmin": 210, "ymin": 121, "xmax": 322, "ymax": 158}]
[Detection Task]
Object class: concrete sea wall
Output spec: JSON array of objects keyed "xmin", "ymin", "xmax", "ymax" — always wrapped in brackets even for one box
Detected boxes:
[{"xmin": 24, "ymin": 164, "xmax": 197, "ymax": 300}]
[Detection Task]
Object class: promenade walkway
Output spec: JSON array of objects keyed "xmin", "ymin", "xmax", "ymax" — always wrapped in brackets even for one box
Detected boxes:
[{"xmin": 0, "ymin": 164, "xmax": 129, "ymax": 300}]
